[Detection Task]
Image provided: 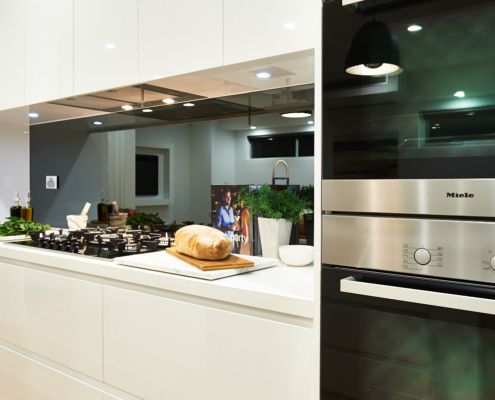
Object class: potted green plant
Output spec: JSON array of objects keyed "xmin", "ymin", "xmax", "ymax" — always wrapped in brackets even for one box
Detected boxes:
[
  {"xmin": 239, "ymin": 185, "xmax": 306, "ymax": 258},
  {"xmin": 298, "ymin": 185, "xmax": 314, "ymax": 246}
]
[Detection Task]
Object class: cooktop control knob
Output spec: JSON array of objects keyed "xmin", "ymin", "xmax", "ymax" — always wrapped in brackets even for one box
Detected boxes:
[
  {"xmin": 490, "ymin": 256, "xmax": 495, "ymax": 271},
  {"xmin": 414, "ymin": 248, "xmax": 431, "ymax": 265}
]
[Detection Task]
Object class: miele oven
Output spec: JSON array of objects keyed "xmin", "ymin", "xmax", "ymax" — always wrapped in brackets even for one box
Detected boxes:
[{"xmin": 321, "ymin": 0, "xmax": 495, "ymax": 399}]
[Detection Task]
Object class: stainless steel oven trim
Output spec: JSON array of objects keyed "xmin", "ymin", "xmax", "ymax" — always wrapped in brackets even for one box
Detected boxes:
[
  {"xmin": 341, "ymin": 276, "xmax": 495, "ymax": 315},
  {"xmin": 323, "ymin": 214, "xmax": 495, "ymax": 284},
  {"xmin": 322, "ymin": 179, "xmax": 495, "ymax": 217}
]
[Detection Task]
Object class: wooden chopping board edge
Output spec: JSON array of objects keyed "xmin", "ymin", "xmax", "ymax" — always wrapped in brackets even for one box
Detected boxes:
[{"xmin": 166, "ymin": 247, "xmax": 255, "ymax": 271}]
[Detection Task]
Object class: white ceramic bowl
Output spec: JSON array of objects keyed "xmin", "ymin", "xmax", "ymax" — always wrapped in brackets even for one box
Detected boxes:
[{"xmin": 279, "ymin": 245, "xmax": 314, "ymax": 267}]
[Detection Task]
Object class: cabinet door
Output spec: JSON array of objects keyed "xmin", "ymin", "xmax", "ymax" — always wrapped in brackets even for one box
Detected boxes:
[
  {"xmin": 0, "ymin": 344, "xmax": 103, "ymax": 400},
  {"xmin": 138, "ymin": 0, "xmax": 223, "ymax": 82},
  {"xmin": 0, "ymin": 1, "xmax": 25, "ymax": 110},
  {"xmin": 74, "ymin": 0, "xmax": 138, "ymax": 95},
  {"xmin": 0, "ymin": 262, "xmax": 103, "ymax": 379},
  {"xmin": 104, "ymin": 286, "xmax": 314, "ymax": 400},
  {"xmin": 224, "ymin": 0, "xmax": 319, "ymax": 65},
  {"xmin": 25, "ymin": 0, "xmax": 73, "ymax": 104}
]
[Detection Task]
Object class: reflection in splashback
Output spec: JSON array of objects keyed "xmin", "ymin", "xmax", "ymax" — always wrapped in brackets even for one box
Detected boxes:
[{"xmin": 30, "ymin": 85, "xmax": 315, "ymax": 227}]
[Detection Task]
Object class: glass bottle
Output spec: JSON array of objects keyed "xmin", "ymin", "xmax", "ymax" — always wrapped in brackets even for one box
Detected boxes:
[
  {"xmin": 97, "ymin": 191, "xmax": 109, "ymax": 223},
  {"xmin": 21, "ymin": 192, "xmax": 33, "ymax": 221},
  {"xmin": 10, "ymin": 192, "xmax": 22, "ymax": 218}
]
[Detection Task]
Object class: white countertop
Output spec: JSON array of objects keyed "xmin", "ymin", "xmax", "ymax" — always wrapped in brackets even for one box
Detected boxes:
[{"xmin": 0, "ymin": 242, "xmax": 314, "ymax": 319}]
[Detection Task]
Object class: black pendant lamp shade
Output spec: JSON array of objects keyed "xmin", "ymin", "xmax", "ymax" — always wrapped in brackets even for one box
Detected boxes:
[{"xmin": 345, "ymin": 20, "xmax": 402, "ymax": 77}]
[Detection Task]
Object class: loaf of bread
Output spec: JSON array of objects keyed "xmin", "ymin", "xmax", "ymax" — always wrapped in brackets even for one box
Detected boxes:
[{"xmin": 174, "ymin": 225, "xmax": 231, "ymax": 260}]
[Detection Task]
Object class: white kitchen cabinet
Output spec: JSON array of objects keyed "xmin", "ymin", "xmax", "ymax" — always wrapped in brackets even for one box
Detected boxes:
[
  {"xmin": 25, "ymin": 0, "xmax": 73, "ymax": 105},
  {"xmin": 0, "ymin": 1, "xmax": 25, "ymax": 110},
  {"xmin": 74, "ymin": 0, "xmax": 138, "ymax": 95},
  {"xmin": 103, "ymin": 286, "xmax": 314, "ymax": 400},
  {"xmin": 0, "ymin": 262, "xmax": 103, "ymax": 379},
  {"xmin": 223, "ymin": 0, "xmax": 319, "ymax": 65},
  {"xmin": 138, "ymin": 0, "xmax": 223, "ymax": 82},
  {"xmin": 0, "ymin": 344, "xmax": 103, "ymax": 400}
]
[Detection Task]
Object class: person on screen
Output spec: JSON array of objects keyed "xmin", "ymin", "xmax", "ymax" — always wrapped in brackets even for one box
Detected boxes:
[{"xmin": 215, "ymin": 191, "xmax": 236, "ymax": 249}]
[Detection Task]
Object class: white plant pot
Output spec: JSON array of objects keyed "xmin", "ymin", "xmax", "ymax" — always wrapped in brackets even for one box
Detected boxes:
[{"xmin": 257, "ymin": 217, "xmax": 292, "ymax": 259}]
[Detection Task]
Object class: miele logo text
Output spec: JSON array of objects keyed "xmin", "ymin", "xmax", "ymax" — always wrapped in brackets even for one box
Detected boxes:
[{"xmin": 446, "ymin": 192, "xmax": 474, "ymax": 198}]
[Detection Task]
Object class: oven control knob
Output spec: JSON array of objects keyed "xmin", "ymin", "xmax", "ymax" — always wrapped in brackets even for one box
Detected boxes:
[
  {"xmin": 414, "ymin": 248, "xmax": 431, "ymax": 265},
  {"xmin": 490, "ymin": 256, "xmax": 495, "ymax": 271}
]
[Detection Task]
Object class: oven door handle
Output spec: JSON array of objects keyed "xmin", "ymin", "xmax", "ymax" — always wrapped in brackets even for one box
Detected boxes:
[{"xmin": 341, "ymin": 276, "xmax": 495, "ymax": 315}]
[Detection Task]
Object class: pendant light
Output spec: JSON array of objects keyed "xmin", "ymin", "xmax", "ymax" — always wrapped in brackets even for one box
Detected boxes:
[
  {"xmin": 345, "ymin": 20, "xmax": 402, "ymax": 77},
  {"xmin": 248, "ymin": 94, "xmax": 256, "ymax": 130}
]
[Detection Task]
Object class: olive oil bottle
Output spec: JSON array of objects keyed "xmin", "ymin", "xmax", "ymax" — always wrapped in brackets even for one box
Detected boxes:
[{"xmin": 21, "ymin": 192, "xmax": 33, "ymax": 221}]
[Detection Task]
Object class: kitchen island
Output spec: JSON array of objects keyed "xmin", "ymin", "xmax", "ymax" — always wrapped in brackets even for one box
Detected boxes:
[{"xmin": 0, "ymin": 242, "xmax": 315, "ymax": 400}]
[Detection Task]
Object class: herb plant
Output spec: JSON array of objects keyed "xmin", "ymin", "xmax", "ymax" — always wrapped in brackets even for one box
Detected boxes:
[
  {"xmin": 0, "ymin": 217, "xmax": 51, "ymax": 236},
  {"xmin": 298, "ymin": 185, "xmax": 314, "ymax": 213},
  {"xmin": 239, "ymin": 184, "xmax": 306, "ymax": 223},
  {"xmin": 126, "ymin": 212, "xmax": 164, "ymax": 227}
]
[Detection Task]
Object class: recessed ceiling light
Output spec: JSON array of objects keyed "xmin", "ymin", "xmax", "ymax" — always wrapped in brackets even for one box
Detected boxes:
[
  {"xmin": 407, "ymin": 24, "xmax": 422, "ymax": 32},
  {"xmin": 283, "ymin": 22, "xmax": 296, "ymax": 30},
  {"xmin": 467, "ymin": 111, "xmax": 476, "ymax": 116},
  {"xmin": 162, "ymin": 98, "xmax": 176, "ymax": 105},
  {"xmin": 93, "ymin": 121, "xmax": 103, "ymax": 125},
  {"xmin": 268, "ymin": 138, "xmax": 274, "ymax": 141},
  {"xmin": 255, "ymin": 71, "xmax": 271, "ymax": 79},
  {"xmin": 121, "ymin": 105, "xmax": 133, "ymax": 111},
  {"xmin": 183, "ymin": 103, "xmax": 195, "ymax": 107},
  {"xmin": 142, "ymin": 108, "xmax": 153, "ymax": 113},
  {"xmin": 281, "ymin": 111, "xmax": 312, "ymax": 119},
  {"xmin": 250, "ymin": 126, "xmax": 257, "ymax": 130},
  {"xmin": 153, "ymin": 75, "xmax": 163, "ymax": 80},
  {"xmin": 28, "ymin": 112, "xmax": 39, "ymax": 118},
  {"xmin": 104, "ymin": 43, "xmax": 116, "ymax": 49},
  {"xmin": 307, "ymin": 120, "xmax": 314, "ymax": 125},
  {"xmin": 454, "ymin": 91, "xmax": 466, "ymax": 98}
]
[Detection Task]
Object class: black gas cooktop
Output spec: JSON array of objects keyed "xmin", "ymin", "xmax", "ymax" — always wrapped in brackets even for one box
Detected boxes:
[{"xmin": 17, "ymin": 227, "xmax": 173, "ymax": 259}]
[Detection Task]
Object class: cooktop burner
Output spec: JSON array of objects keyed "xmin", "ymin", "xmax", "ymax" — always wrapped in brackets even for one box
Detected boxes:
[{"xmin": 17, "ymin": 227, "xmax": 174, "ymax": 259}]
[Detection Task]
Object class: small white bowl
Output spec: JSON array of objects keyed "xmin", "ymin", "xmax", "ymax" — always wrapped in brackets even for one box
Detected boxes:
[{"xmin": 279, "ymin": 245, "xmax": 314, "ymax": 267}]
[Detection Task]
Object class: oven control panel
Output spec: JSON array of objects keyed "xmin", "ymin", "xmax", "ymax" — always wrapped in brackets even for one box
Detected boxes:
[
  {"xmin": 402, "ymin": 245, "xmax": 443, "ymax": 270},
  {"xmin": 323, "ymin": 214, "xmax": 495, "ymax": 285}
]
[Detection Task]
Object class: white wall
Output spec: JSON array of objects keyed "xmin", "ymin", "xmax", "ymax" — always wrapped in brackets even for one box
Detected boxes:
[
  {"xmin": 135, "ymin": 122, "xmax": 215, "ymax": 225},
  {"xmin": 211, "ymin": 122, "xmax": 236, "ymax": 185},
  {"xmin": 136, "ymin": 124, "xmax": 192, "ymax": 223},
  {"xmin": 190, "ymin": 122, "xmax": 213, "ymax": 223},
  {"xmin": 0, "ymin": 108, "xmax": 30, "ymax": 222},
  {"xmin": 107, "ymin": 130, "xmax": 136, "ymax": 210}
]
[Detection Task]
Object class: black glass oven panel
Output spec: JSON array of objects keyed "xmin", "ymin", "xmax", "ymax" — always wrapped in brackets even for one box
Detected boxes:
[
  {"xmin": 323, "ymin": 0, "xmax": 495, "ymax": 179},
  {"xmin": 321, "ymin": 267, "xmax": 495, "ymax": 400}
]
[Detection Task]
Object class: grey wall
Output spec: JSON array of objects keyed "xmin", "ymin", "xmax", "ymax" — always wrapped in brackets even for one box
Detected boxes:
[{"xmin": 30, "ymin": 119, "xmax": 108, "ymax": 226}]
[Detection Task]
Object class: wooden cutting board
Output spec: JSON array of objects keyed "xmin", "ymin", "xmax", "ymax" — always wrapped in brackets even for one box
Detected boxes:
[{"xmin": 166, "ymin": 247, "xmax": 255, "ymax": 271}]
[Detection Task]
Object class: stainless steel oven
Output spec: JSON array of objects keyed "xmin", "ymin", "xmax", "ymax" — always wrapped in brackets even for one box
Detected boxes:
[{"xmin": 322, "ymin": 0, "xmax": 495, "ymax": 399}]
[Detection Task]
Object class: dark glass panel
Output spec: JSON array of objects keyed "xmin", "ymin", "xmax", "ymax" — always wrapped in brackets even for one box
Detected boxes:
[{"xmin": 135, "ymin": 154, "xmax": 159, "ymax": 196}]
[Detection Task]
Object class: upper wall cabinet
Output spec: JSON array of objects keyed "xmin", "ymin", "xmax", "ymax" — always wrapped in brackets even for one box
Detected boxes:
[
  {"xmin": 74, "ymin": 0, "xmax": 138, "ymax": 95},
  {"xmin": 0, "ymin": 1, "xmax": 25, "ymax": 110},
  {"xmin": 138, "ymin": 0, "xmax": 223, "ymax": 83},
  {"xmin": 223, "ymin": 0, "xmax": 319, "ymax": 65},
  {"xmin": 26, "ymin": 0, "xmax": 74, "ymax": 105}
]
